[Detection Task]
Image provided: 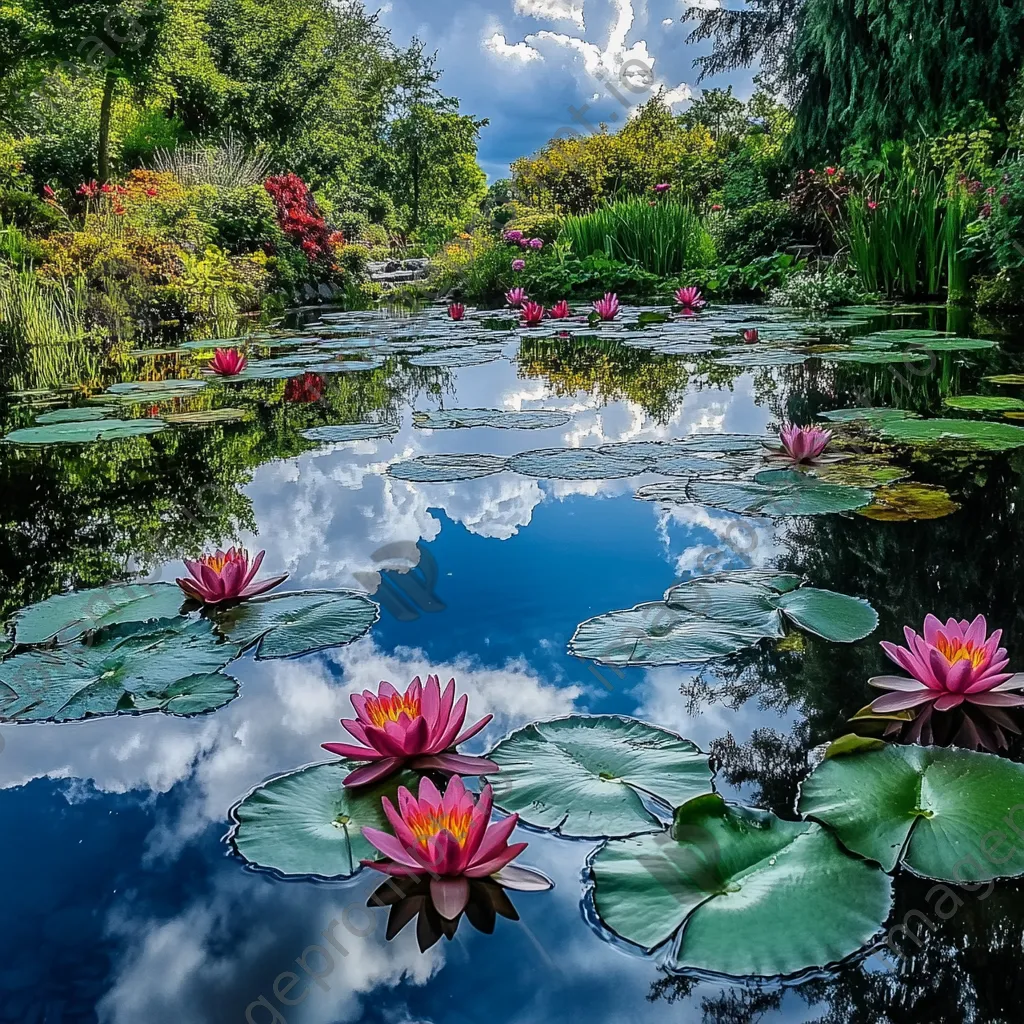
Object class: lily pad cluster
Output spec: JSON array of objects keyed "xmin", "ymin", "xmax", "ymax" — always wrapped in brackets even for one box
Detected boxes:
[
  {"xmin": 569, "ymin": 568, "xmax": 878, "ymax": 666},
  {"xmin": 0, "ymin": 582, "xmax": 379, "ymax": 724}
]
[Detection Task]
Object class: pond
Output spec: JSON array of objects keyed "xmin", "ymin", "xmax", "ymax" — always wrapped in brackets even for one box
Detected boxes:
[{"xmin": 1, "ymin": 299, "xmax": 1024, "ymax": 1023}]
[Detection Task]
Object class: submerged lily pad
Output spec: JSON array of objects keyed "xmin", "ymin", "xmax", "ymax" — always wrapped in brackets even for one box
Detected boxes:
[
  {"xmin": 799, "ymin": 744, "xmax": 1024, "ymax": 881},
  {"xmin": 216, "ymin": 590, "xmax": 379, "ymax": 659},
  {"xmin": 388, "ymin": 453, "xmax": 510, "ymax": 482},
  {"xmin": 878, "ymin": 417, "xmax": 1024, "ymax": 452},
  {"xmin": 164, "ymin": 408, "xmax": 249, "ymax": 425},
  {"xmin": 857, "ymin": 482, "xmax": 960, "ymax": 521},
  {"xmin": 412, "ymin": 408, "xmax": 570, "ymax": 430},
  {"xmin": 3, "ymin": 418, "xmax": 167, "ymax": 445},
  {"xmin": 0, "ymin": 619, "xmax": 239, "ymax": 723},
  {"xmin": 229, "ymin": 761, "xmax": 404, "ymax": 879},
  {"xmin": 11, "ymin": 582, "xmax": 186, "ymax": 645},
  {"xmin": 302, "ymin": 422, "xmax": 400, "ymax": 443},
  {"xmin": 943, "ymin": 395, "xmax": 1024, "ymax": 412},
  {"xmin": 484, "ymin": 716, "xmax": 713, "ymax": 838},
  {"xmin": 590, "ymin": 794, "xmax": 893, "ymax": 977}
]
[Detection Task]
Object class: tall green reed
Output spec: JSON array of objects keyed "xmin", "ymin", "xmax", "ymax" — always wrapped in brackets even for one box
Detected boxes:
[{"xmin": 559, "ymin": 198, "xmax": 715, "ymax": 278}]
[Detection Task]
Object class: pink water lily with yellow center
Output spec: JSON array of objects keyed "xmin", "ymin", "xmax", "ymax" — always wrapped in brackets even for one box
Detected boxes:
[
  {"xmin": 363, "ymin": 775, "xmax": 553, "ymax": 919},
  {"xmin": 175, "ymin": 547, "xmax": 287, "ymax": 604},
  {"xmin": 322, "ymin": 675, "xmax": 497, "ymax": 787},
  {"xmin": 674, "ymin": 286, "xmax": 706, "ymax": 310},
  {"xmin": 208, "ymin": 347, "xmax": 247, "ymax": 376},
  {"xmin": 520, "ymin": 301, "xmax": 545, "ymax": 326},
  {"xmin": 869, "ymin": 614, "xmax": 1024, "ymax": 713}
]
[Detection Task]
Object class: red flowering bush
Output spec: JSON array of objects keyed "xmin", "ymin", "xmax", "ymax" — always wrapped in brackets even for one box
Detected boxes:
[{"xmin": 264, "ymin": 174, "xmax": 340, "ymax": 269}]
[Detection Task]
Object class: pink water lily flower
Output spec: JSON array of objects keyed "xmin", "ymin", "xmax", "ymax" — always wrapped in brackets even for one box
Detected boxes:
[
  {"xmin": 869, "ymin": 615, "xmax": 1024, "ymax": 713},
  {"xmin": 743, "ymin": 328, "xmax": 759, "ymax": 343},
  {"xmin": 176, "ymin": 547, "xmax": 287, "ymax": 604},
  {"xmin": 780, "ymin": 423, "xmax": 833, "ymax": 463},
  {"xmin": 520, "ymin": 301, "xmax": 545, "ymax": 326},
  {"xmin": 322, "ymin": 675, "xmax": 497, "ymax": 787},
  {"xmin": 448, "ymin": 303, "xmax": 465, "ymax": 321},
  {"xmin": 506, "ymin": 287, "xmax": 527, "ymax": 307},
  {"xmin": 593, "ymin": 292, "xmax": 619, "ymax": 320},
  {"xmin": 363, "ymin": 775, "xmax": 553, "ymax": 919},
  {"xmin": 675, "ymin": 286, "xmax": 706, "ymax": 310},
  {"xmin": 208, "ymin": 348, "xmax": 247, "ymax": 375},
  {"xmin": 549, "ymin": 300, "xmax": 570, "ymax": 319}
]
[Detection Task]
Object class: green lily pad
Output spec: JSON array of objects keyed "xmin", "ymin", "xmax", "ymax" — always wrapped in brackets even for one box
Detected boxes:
[
  {"xmin": 11, "ymin": 582, "xmax": 186, "ymax": 645},
  {"xmin": 302, "ymin": 423, "xmax": 400, "ymax": 443},
  {"xmin": 913, "ymin": 338, "xmax": 997, "ymax": 351},
  {"xmin": 484, "ymin": 716, "xmax": 713, "ymax": 838},
  {"xmin": 823, "ymin": 350, "xmax": 930, "ymax": 365},
  {"xmin": 569, "ymin": 601, "xmax": 772, "ymax": 666},
  {"xmin": 388, "ymin": 453, "xmax": 510, "ymax": 482},
  {"xmin": 857, "ymin": 482, "xmax": 960, "ymax": 521},
  {"xmin": 229, "ymin": 761, "xmax": 405, "ymax": 879},
  {"xmin": 0, "ymin": 619, "xmax": 239, "ymax": 723},
  {"xmin": 985, "ymin": 375, "xmax": 1024, "ymax": 385},
  {"xmin": 943, "ymin": 395, "xmax": 1024, "ymax": 412},
  {"xmin": 3, "ymin": 418, "xmax": 167, "ymax": 445},
  {"xmin": 106, "ymin": 379, "xmax": 207, "ymax": 397},
  {"xmin": 713, "ymin": 349, "xmax": 809, "ymax": 367},
  {"xmin": 407, "ymin": 346, "xmax": 504, "ymax": 367},
  {"xmin": 640, "ymin": 470, "xmax": 872, "ymax": 516},
  {"xmin": 798, "ymin": 744, "xmax": 1024, "ymax": 881},
  {"xmin": 820, "ymin": 408, "xmax": 920, "ymax": 424},
  {"xmin": 216, "ymin": 590, "xmax": 379, "ymax": 659},
  {"xmin": 163, "ymin": 408, "xmax": 249, "ymax": 425},
  {"xmin": 590, "ymin": 794, "xmax": 893, "ymax": 977},
  {"xmin": 412, "ymin": 408, "xmax": 570, "ymax": 430},
  {"xmin": 34, "ymin": 406, "xmax": 117, "ymax": 424},
  {"xmin": 770, "ymin": 587, "xmax": 878, "ymax": 642},
  {"xmin": 509, "ymin": 447, "xmax": 650, "ymax": 480},
  {"xmin": 878, "ymin": 417, "xmax": 1024, "ymax": 452}
]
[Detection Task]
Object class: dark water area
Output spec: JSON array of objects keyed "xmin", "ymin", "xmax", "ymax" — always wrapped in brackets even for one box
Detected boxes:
[{"xmin": 2, "ymin": 301, "xmax": 1024, "ymax": 1023}]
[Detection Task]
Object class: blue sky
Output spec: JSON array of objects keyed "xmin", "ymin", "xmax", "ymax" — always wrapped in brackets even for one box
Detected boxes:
[{"xmin": 376, "ymin": 0, "xmax": 756, "ymax": 181}]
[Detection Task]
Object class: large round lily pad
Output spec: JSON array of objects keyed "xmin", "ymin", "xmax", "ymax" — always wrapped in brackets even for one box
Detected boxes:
[
  {"xmin": 484, "ymin": 716, "xmax": 713, "ymax": 838},
  {"xmin": 413, "ymin": 408, "xmax": 570, "ymax": 430},
  {"xmin": 943, "ymin": 395, "xmax": 1024, "ymax": 413},
  {"xmin": 106, "ymin": 379, "xmax": 207, "ymax": 397},
  {"xmin": 216, "ymin": 590, "xmax": 379, "ymax": 659},
  {"xmin": 799, "ymin": 743, "xmax": 1024, "ymax": 881},
  {"xmin": 590, "ymin": 794, "xmax": 893, "ymax": 977},
  {"xmin": 34, "ymin": 406, "xmax": 117, "ymax": 424},
  {"xmin": 3, "ymin": 418, "xmax": 167, "ymax": 445},
  {"xmin": 0, "ymin": 619, "xmax": 239, "ymax": 723},
  {"xmin": 229, "ymin": 761, "xmax": 404, "ymax": 879},
  {"xmin": 820, "ymin": 408, "xmax": 920, "ymax": 424},
  {"xmin": 509, "ymin": 447, "xmax": 650, "ymax": 480},
  {"xmin": 11, "ymin": 582, "xmax": 186, "ymax": 645},
  {"xmin": 857, "ymin": 483, "xmax": 960, "ymax": 521}
]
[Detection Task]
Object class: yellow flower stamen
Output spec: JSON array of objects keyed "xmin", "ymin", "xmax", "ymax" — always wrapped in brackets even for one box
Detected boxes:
[
  {"xmin": 405, "ymin": 807, "xmax": 473, "ymax": 849},
  {"xmin": 935, "ymin": 633, "xmax": 987, "ymax": 670},
  {"xmin": 366, "ymin": 693, "xmax": 422, "ymax": 728}
]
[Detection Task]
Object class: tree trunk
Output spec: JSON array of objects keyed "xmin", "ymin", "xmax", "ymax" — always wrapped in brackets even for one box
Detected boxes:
[{"xmin": 98, "ymin": 71, "xmax": 117, "ymax": 182}]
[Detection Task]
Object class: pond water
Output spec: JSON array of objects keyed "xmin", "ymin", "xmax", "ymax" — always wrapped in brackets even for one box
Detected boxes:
[{"xmin": 1, "ymin": 301, "xmax": 1024, "ymax": 1023}]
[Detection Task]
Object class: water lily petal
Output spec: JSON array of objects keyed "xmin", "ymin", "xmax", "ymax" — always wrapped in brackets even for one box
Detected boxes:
[
  {"xmin": 321, "ymin": 741, "xmax": 379, "ymax": 759},
  {"xmin": 430, "ymin": 877, "xmax": 470, "ymax": 920},
  {"xmin": 870, "ymin": 690, "xmax": 939, "ymax": 712},
  {"xmin": 490, "ymin": 864, "xmax": 553, "ymax": 891},
  {"xmin": 867, "ymin": 675, "xmax": 929, "ymax": 692},
  {"xmin": 412, "ymin": 753, "xmax": 498, "ymax": 776},
  {"xmin": 239, "ymin": 573, "xmax": 288, "ymax": 598},
  {"xmin": 452, "ymin": 714, "xmax": 493, "ymax": 747},
  {"xmin": 343, "ymin": 757, "xmax": 403, "ymax": 787},
  {"xmin": 362, "ymin": 827, "xmax": 426, "ymax": 870},
  {"xmin": 464, "ymin": 842, "xmax": 529, "ymax": 878}
]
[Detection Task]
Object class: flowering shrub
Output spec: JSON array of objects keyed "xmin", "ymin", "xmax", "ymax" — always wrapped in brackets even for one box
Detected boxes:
[
  {"xmin": 768, "ymin": 266, "xmax": 864, "ymax": 309},
  {"xmin": 264, "ymin": 174, "xmax": 339, "ymax": 269}
]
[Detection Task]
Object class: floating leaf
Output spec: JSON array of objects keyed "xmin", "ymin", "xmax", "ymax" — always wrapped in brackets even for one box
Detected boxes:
[
  {"xmin": 590, "ymin": 794, "xmax": 893, "ymax": 977},
  {"xmin": 713, "ymin": 348, "xmax": 810, "ymax": 367},
  {"xmin": 0, "ymin": 619, "xmax": 238, "ymax": 723},
  {"xmin": 107, "ymin": 379, "xmax": 207, "ymax": 397},
  {"xmin": 34, "ymin": 406, "xmax": 117, "ymax": 424},
  {"xmin": 878, "ymin": 417, "xmax": 1024, "ymax": 452},
  {"xmin": 799, "ymin": 744, "xmax": 1024, "ymax": 881},
  {"xmin": 412, "ymin": 408, "xmax": 570, "ymax": 430},
  {"xmin": 985, "ymin": 375, "xmax": 1024, "ymax": 385},
  {"xmin": 11, "ymin": 582, "xmax": 186, "ymax": 645},
  {"xmin": 857, "ymin": 483, "xmax": 960, "ymax": 521},
  {"xmin": 407, "ymin": 346, "xmax": 504, "ymax": 367},
  {"xmin": 823, "ymin": 350, "xmax": 930, "ymax": 365},
  {"xmin": 388, "ymin": 453, "xmax": 509, "ymax": 482},
  {"xmin": 216, "ymin": 590, "xmax": 379, "ymax": 659},
  {"xmin": 164, "ymin": 408, "xmax": 249, "ymax": 425},
  {"xmin": 484, "ymin": 716, "xmax": 713, "ymax": 838},
  {"xmin": 912, "ymin": 338, "xmax": 997, "ymax": 351},
  {"xmin": 229, "ymin": 761, "xmax": 404, "ymax": 879},
  {"xmin": 943, "ymin": 395, "xmax": 1024, "ymax": 412},
  {"xmin": 820, "ymin": 408, "xmax": 920, "ymax": 424},
  {"xmin": 302, "ymin": 422, "xmax": 400, "ymax": 443},
  {"xmin": 3, "ymin": 418, "xmax": 167, "ymax": 445},
  {"xmin": 509, "ymin": 447, "xmax": 650, "ymax": 480},
  {"xmin": 770, "ymin": 587, "xmax": 878, "ymax": 642}
]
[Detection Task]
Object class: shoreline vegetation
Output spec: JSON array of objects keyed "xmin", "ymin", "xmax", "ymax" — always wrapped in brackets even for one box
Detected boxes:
[{"xmin": 0, "ymin": 0, "xmax": 1022, "ymax": 366}]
